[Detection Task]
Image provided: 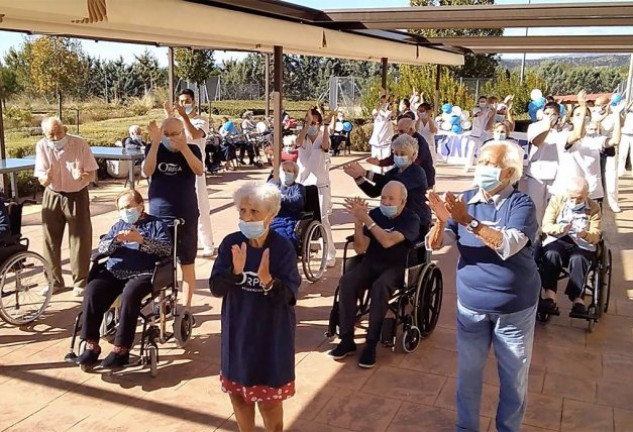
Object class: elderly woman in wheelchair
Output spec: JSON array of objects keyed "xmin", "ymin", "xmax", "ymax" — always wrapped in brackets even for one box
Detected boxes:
[
  {"xmin": 538, "ymin": 177, "xmax": 602, "ymax": 318},
  {"xmin": 328, "ymin": 181, "xmax": 421, "ymax": 369},
  {"xmin": 269, "ymin": 161, "xmax": 307, "ymax": 247},
  {"xmin": 75, "ymin": 189, "xmax": 172, "ymax": 369},
  {"xmin": 343, "ymin": 134, "xmax": 431, "ymax": 238}
]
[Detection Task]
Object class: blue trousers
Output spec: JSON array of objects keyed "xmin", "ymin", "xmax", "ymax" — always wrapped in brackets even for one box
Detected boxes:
[{"xmin": 456, "ymin": 300, "xmax": 537, "ymax": 432}]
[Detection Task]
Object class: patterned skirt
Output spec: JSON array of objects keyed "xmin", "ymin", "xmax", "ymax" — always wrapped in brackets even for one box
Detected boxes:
[{"xmin": 220, "ymin": 375, "xmax": 295, "ymax": 403}]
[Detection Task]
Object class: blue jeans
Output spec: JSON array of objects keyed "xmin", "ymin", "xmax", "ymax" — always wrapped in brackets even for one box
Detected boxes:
[{"xmin": 456, "ymin": 300, "xmax": 537, "ymax": 432}]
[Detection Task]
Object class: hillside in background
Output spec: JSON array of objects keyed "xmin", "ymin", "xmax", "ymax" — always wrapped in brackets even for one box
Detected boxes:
[{"xmin": 500, "ymin": 54, "xmax": 630, "ymax": 70}]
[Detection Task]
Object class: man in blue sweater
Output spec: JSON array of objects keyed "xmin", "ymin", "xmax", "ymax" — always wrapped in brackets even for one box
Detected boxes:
[{"xmin": 427, "ymin": 141, "xmax": 540, "ymax": 432}]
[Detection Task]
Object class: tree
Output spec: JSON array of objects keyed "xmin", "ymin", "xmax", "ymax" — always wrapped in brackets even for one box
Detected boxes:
[
  {"xmin": 174, "ymin": 48, "xmax": 217, "ymax": 105},
  {"xmin": 132, "ymin": 50, "xmax": 166, "ymax": 95},
  {"xmin": 29, "ymin": 36, "xmax": 83, "ymax": 117},
  {"xmin": 0, "ymin": 63, "xmax": 21, "ymax": 108},
  {"xmin": 480, "ymin": 69, "xmax": 547, "ymax": 116},
  {"xmin": 3, "ymin": 39, "xmax": 33, "ymax": 95},
  {"xmin": 409, "ymin": 0, "xmax": 502, "ymax": 78}
]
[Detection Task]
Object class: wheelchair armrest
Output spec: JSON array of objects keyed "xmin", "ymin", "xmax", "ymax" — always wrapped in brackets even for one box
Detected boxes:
[
  {"xmin": 90, "ymin": 252, "xmax": 110, "ymax": 263},
  {"xmin": 299, "ymin": 211, "xmax": 313, "ymax": 220},
  {"xmin": 345, "ymin": 234, "xmax": 354, "ymax": 242},
  {"xmin": 412, "ymin": 240, "xmax": 426, "ymax": 250},
  {"xmin": 151, "ymin": 258, "xmax": 174, "ymax": 291}
]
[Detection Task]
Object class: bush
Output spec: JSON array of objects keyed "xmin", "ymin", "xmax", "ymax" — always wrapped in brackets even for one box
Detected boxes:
[
  {"xmin": 349, "ymin": 121, "xmax": 373, "ymax": 152},
  {"xmin": 3, "ymin": 106, "xmax": 33, "ymax": 129}
]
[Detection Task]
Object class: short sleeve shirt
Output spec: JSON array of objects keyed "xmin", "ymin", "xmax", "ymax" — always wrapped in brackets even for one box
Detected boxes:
[
  {"xmin": 187, "ymin": 116, "xmax": 208, "ymax": 152},
  {"xmin": 146, "ymin": 143, "xmax": 202, "ymax": 220},
  {"xmin": 364, "ymin": 207, "xmax": 420, "ymax": 266},
  {"xmin": 526, "ymin": 125, "xmax": 568, "ymax": 181}
]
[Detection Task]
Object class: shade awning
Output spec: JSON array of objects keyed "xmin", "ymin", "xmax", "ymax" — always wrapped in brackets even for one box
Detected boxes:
[{"xmin": 0, "ymin": 0, "xmax": 464, "ymax": 66}]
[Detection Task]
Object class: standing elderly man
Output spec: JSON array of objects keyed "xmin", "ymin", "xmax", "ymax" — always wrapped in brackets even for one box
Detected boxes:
[
  {"xmin": 427, "ymin": 141, "xmax": 540, "ymax": 432},
  {"xmin": 164, "ymin": 88, "xmax": 215, "ymax": 257},
  {"xmin": 34, "ymin": 117, "xmax": 99, "ymax": 296},
  {"xmin": 329, "ymin": 180, "xmax": 420, "ymax": 369}
]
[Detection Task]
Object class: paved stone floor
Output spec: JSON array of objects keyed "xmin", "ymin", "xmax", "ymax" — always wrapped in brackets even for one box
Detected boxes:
[{"xmin": 1, "ymin": 154, "xmax": 632, "ymax": 432}]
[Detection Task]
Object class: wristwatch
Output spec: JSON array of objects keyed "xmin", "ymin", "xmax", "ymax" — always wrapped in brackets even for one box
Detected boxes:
[{"xmin": 465, "ymin": 219, "xmax": 480, "ymax": 233}]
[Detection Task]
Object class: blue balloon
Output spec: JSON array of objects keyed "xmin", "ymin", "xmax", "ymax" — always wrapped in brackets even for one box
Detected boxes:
[
  {"xmin": 611, "ymin": 93, "xmax": 623, "ymax": 106},
  {"xmin": 528, "ymin": 102, "xmax": 539, "ymax": 122},
  {"xmin": 450, "ymin": 115, "xmax": 461, "ymax": 125},
  {"xmin": 442, "ymin": 103, "xmax": 453, "ymax": 114},
  {"xmin": 535, "ymin": 97, "xmax": 546, "ymax": 108},
  {"xmin": 342, "ymin": 121, "xmax": 352, "ymax": 132},
  {"xmin": 559, "ymin": 103, "xmax": 566, "ymax": 117},
  {"xmin": 451, "ymin": 124, "xmax": 462, "ymax": 134}
]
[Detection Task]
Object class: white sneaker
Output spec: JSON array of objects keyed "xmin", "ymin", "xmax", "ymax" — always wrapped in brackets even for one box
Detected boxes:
[
  {"xmin": 202, "ymin": 247, "xmax": 217, "ymax": 258},
  {"xmin": 73, "ymin": 287, "xmax": 84, "ymax": 297},
  {"xmin": 39, "ymin": 285, "xmax": 59, "ymax": 296},
  {"xmin": 609, "ymin": 203, "xmax": 622, "ymax": 213}
]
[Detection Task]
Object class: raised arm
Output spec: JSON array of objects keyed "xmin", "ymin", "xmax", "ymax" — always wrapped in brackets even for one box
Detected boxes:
[{"xmin": 142, "ymin": 121, "xmax": 161, "ymax": 178}]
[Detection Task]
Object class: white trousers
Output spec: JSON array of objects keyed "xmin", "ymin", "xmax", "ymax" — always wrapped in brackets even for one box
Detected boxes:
[
  {"xmin": 371, "ymin": 144, "xmax": 392, "ymax": 174},
  {"xmin": 525, "ymin": 176, "xmax": 553, "ymax": 227},
  {"xmin": 195, "ymin": 174, "xmax": 214, "ymax": 249},
  {"xmin": 318, "ymin": 185, "xmax": 337, "ymax": 262},
  {"xmin": 618, "ymin": 134, "xmax": 633, "ymax": 176},
  {"xmin": 604, "ymin": 154, "xmax": 619, "ymax": 207}
]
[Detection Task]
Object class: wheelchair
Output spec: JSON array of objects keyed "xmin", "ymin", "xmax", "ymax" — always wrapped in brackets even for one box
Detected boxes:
[
  {"xmin": 535, "ymin": 235, "xmax": 612, "ymax": 332},
  {"xmin": 0, "ymin": 199, "xmax": 54, "ymax": 326},
  {"xmin": 325, "ymin": 235, "xmax": 443, "ymax": 353},
  {"xmin": 294, "ymin": 185, "xmax": 329, "ymax": 282},
  {"xmin": 64, "ymin": 219, "xmax": 193, "ymax": 377}
]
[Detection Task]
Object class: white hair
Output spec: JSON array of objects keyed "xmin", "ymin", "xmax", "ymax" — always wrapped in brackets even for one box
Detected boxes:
[
  {"xmin": 281, "ymin": 160, "xmax": 298, "ymax": 175},
  {"xmin": 383, "ymin": 180, "xmax": 408, "ymax": 203},
  {"xmin": 41, "ymin": 116, "xmax": 63, "ymax": 134},
  {"xmin": 233, "ymin": 182, "xmax": 281, "ymax": 218},
  {"xmin": 566, "ymin": 176, "xmax": 589, "ymax": 195},
  {"xmin": 480, "ymin": 140, "xmax": 524, "ymax": 184},
  {"xmin": 129, "ymin": 124, "xmax": 141, "ymax": 136},
  {"xmin": 391, "ymin": 134, "xmax": 418, "ymax": 160}
]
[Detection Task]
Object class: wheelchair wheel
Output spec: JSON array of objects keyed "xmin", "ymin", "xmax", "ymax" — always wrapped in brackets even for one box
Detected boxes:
[
  {"xmin": 147, "ymin": 344, "xmax": 158, "ymax": 378},
  {"xmin": 414, "ymin": 264, "xmax": 443, "ymax": 337},
  {"xmin": 301, "ymin": 221, "xmax": 327, "ymax": 282},
  {"xmin": 174, "ymin": 308, "xmax": 193, "ymax": 348},
  {"xmin": 602, "ymin": 249, "xmax": 612, "ymax": 314},
  {"xmin": 401, "ymin": 326, "xmax": 422, "ymax": 353},
  {"xmin": 0, "ymin": 251, "xmax": 54, "ymax": 326}
]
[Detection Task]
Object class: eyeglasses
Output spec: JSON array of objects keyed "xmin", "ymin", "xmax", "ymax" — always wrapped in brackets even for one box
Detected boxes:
[{"xmin": 164, "ymin": 129, "xmax": 184, "ymax": 138}]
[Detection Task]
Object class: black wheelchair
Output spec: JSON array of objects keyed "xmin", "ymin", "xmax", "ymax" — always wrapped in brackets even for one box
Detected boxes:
[
  {"xmin": 64, "ymin": 219, "xmax": 193, "ymax": 377},
  {"xmin": 294, "ymin": 185, "xmax": 329, "ymax": 282},
  {"xmin": 325, "ymin": 235, "xmax": 443, "ymax": 353},
  {"xmin": 0, "ymin": 199, "xmax": 54, "ymax": 326},
  {"xmin": 535, "ymin": 235, "xmax": 612, "ymax": 332}
]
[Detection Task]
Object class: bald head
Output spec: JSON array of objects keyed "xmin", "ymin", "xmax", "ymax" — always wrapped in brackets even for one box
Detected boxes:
[
  {"xmin": 594, "ymin": 96, "xmax": 609, "ymax": 107},
  {"xmin": 161, "ymin": 117, "xmax": 186, "ymax": 149},
  {"xmin": 397, "ymin": 117, "xmax": 415, "ymax": 136},
  {"xmin": 381, "ymin": 180, "xmax": 408, "ymax": 216}
]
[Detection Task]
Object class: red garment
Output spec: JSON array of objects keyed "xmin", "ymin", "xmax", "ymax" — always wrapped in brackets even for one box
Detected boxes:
[{"xmin": 220, "ymin": 375, "xmax": 295, "ymax": 403}]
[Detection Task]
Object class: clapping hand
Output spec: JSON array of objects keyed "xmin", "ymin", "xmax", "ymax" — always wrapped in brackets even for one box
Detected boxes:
[
  {"xmin": 445, "ymin": 192, "xmax": 471, "ymax": 225},
  {"xmin": 147, "ymin": 120, "xmax": 162, "ymax": 145},
  {"xmin": 343, "ymin": 197, "xmax": 368, "ymax": 220},
  {"xmin": 231, "ymin": 242, "xmax": 247, "ymax": 275},
  {"xmin": 257, "ymin": 248, "xmax": 273, "ymax": 286},
  {"xmin": 427, "ymin": 192, "xmax": 451, "ymax": 224},
  {"xmin": 577, "ymin": 90, "xmax": 588, "ymax": 107},
  {"xmin": 343, "ymin": 162, "xmax": 365, "ymax": 179},
  {"xmin": 174, "ymin": 102, "xmax": 187, "ymax": 118},
  {"xmin": 305, "ymin": 109, "xmax": 313, "ymax": 125},
  {"xmin": 124, "ymin": 226, "xmax": 143, "ymax": 243},
  {"xmin": 163, "ymin": 101, "xmax": 173, "ymax": 117},
  {"xmin": 365, "ymin": 157, "xmax": 379, "ymax": 166}
]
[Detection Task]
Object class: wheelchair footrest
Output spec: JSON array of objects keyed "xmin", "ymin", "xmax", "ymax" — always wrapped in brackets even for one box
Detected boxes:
[
  {"xmin": 569, "ymin": 310, "xmax": 597, "ymax": 321},
  {"xmin": 380, "ymin": 318, "xmax": 396, "ymax": 346}
]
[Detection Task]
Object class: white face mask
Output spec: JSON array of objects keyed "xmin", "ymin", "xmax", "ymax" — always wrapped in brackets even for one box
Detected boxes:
[
  {"xmin": 184, "ymin": 104, "xmax": 194, "ymax": 115},
  {"xmin": 493, "ymin": 132, "xmax": 507, "ymax": 141}
]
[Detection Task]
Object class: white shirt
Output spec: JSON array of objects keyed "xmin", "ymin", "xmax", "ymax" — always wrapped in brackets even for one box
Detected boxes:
[
  {"xmin": 417, "ymin": 118, "xmax": 436, "ymax": 160},
  {"xmin": 470, "ymin": 108, "xmax": 491, "ymax": 138},
  {"xmin": 571, "ymin": 135, "xmax": 605, "ymax": 199},
  {"xmin": 186, "ymin": 116, "xmax": 208, "ymax": 152},
  {"xmin": 297, "ymin": 132, "xmax": 329, "ymax": 188},
  {"xmin": 526, "ymin": 124, "xmax": 568, "ymax": 181},
  {"xmin": 369, "ymin": 105, "xmax": 394, "ymax": 148},
  {"xmin": 622, "ymin": 112, "xmax": 633, "ymax": 135}
]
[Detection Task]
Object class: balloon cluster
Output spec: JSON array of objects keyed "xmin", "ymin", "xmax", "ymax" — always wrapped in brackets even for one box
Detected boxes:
[
  {"xmin": 436, "ymin": 103, "xmax": 471, "ymax": 134},
  {"xmin": 611, "ymin": 92, "xmax": 623, "ymax": 107},
  {"xmin": 528, "ymin": 89, "xmax": 547, "ymax": 122}
]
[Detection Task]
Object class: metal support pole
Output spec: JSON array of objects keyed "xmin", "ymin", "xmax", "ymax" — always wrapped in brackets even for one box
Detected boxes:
[
  {"xmin": 0, "ymin": 101, "xmax": 7, "ymax": 196},
  {"xmin": 626, "ymin": 53, "xmax": 633, "ymax": 105},
  {"xmin": 168, "ymin": 47, "xmax": 175, "ymax": 107},
  {"xmin": 381, "ymin": 57, "xmax": 388, "ymax": 90},
  {"xmin": 265, "ymin": 53, "xmax": 271, "ymax": 118},
  {"xmin": 434, "ymin": 64, "xmax": 441, "ymax": 115},
  {"xmin": 273, "ymin": 46, "xmax": 283, "ymax": 181},
  {"xmin": 520, "ymin": 0, "xmax": 531, "ymax": 84}
]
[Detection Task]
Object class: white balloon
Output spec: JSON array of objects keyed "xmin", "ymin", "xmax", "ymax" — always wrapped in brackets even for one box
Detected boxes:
[
  {"xmin": 462, "ymin": 120, "xmax": 472, "ymax": 130},
  {"xmin": 435, "ymin": 116, "xmax": 443, "ymax": 123},
  {"xmin": 256, "ymin": 122, "xmax": 268, "ymax": 133},
  {"xmin": 451, "ymin": 106, "xmax": 462, "ymax": 116},
  {"xmin": 442, "ymin": 113, "xmax": 452, "ymax": 122},
  {"xmin": 441, "ymin": 122, "xmax": 451, "ymax": 131},
  {"xmin": 530, "ymin": 89, "xmax": 543, "ymax": 102},
  {"xmin": 460, "ymin": 111, "xmax": 470, "ymax": 121}
]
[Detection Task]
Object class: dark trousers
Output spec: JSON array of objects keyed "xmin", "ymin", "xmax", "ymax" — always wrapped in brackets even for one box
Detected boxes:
[
  {"xmin": 80, "ymin": 269, "xmax": 152, "ymax": 349},
  {"xmin": 338, "ymin": 258, "xmax": 404, "ymax": 343},
  {"xmin": 540, "ymin": 237, "xmax": 594, "ymax": 301}
]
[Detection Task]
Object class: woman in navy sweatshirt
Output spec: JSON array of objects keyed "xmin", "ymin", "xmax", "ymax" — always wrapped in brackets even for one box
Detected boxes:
[
  {"xmin": 209, "ymin": 182, "xmax": 301, "ymax": 432},
  {"xmin": 76, "ymin": 189, "xmax": 172, "ymax": 370}
]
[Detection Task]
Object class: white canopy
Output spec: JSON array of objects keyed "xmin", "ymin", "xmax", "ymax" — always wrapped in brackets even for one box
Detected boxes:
[{"xmin": 0, "ymin": 0, "xmax": 464, "ymax": 66}]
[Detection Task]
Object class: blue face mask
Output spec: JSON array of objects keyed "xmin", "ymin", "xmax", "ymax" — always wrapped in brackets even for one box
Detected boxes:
[
  {"xmin": 474, "ymin": 165, "xmax": 502, "ymax": 192},
  {"xmin": 380, "ymin": 204, "xmax": 399, "ymax": 218},
  {"xmin": 119, "ymin": 207, "xmax": 140, "ymax": 224},
  {"xmin": 569, "ymin": 201, "xmax": 586, "ymax": 212},
  {"xmin": 281, "ymin": 171, "xmax": 295, "ymax": 186},
  {"xmin": 495, "ymin": 114, "xmax": 505, "ymax": 123},
  {"xmin": 48, "ymin": 136, "xmax": 67, "ymax": 150},
  {"xmin": 307, "ymin": 125, "xmax": 319, "ymax": 136},
  {"xmin": 161, "ymin": 137, "xmax": 174, "ymax": 151},
  {"xmin": 239, "ymin": 220, "xmax": 266, "ymax": 239},
  {"xmin": 393, "ymin": 155, "xmax": 410, "ymax": 169}
]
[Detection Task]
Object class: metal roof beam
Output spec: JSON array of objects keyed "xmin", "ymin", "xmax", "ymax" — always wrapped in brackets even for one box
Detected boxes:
[{"xmin": 323, "ymin": 2, "xmax": 633, "ymax": 30}]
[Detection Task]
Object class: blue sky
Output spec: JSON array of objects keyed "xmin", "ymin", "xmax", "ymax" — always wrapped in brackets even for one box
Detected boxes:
[{"xmin": 0, "ymin": 0, "xmax": 630, "ymax": 65}]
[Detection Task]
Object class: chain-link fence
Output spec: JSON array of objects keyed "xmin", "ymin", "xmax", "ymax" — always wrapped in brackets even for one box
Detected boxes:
[{"xmin": 459, "ymin": 78, "xmax": 493, "ymax": 101}]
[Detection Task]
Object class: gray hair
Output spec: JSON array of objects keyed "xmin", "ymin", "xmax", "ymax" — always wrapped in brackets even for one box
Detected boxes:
[
  {"xmin": 41, "ymin": 116, "xmax": 63, "ymax": 134},
  {"xmin": 281, "ymin": 160, "xmax": 299, "ymax": 175},
  {"xmin": 233, "ymin": 182, "xmax": 281, "ymax": 218},
  {"xmin": 480, "ymin": 140, "xmax": 523, "ymax": 184},
  {"xmin": 383, "ymin": 180, "xmax": 408, "ymax": 202},
  {"xmin": 391, "ymin": 134, "xmax": 418, "ymax": 159},
  {"xmin": 566, "ymin": 176, "xmax": 589, "ymax": 195},
  {"xmin": 129, "ymin": 124, "xmax": 141, "ymax": 136}
]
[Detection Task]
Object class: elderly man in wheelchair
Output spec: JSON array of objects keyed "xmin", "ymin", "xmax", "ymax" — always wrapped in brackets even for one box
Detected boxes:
[
  {"xmin": 74, "ymin": 189, "xmax": 172, "ymax": 369},
  {"xmin": 269, "ymin": 161, "xmax": 307, "ymax": 247},
  {"xmin": 328, "ymin": 181, "xmax": 421, "ymax": 368},
  {"xmin": 538, "ymin": 176, "xmax": 603, "ymax": 320}
]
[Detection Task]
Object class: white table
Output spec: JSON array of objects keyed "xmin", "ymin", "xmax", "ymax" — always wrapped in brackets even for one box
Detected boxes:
[
  {"xmin": 90, "ymin": 147, "xmax": 145, "ymax": 190},
  {"xmin": 0, "ymin": 158, "xmax": 36, "ymax": 199}
]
